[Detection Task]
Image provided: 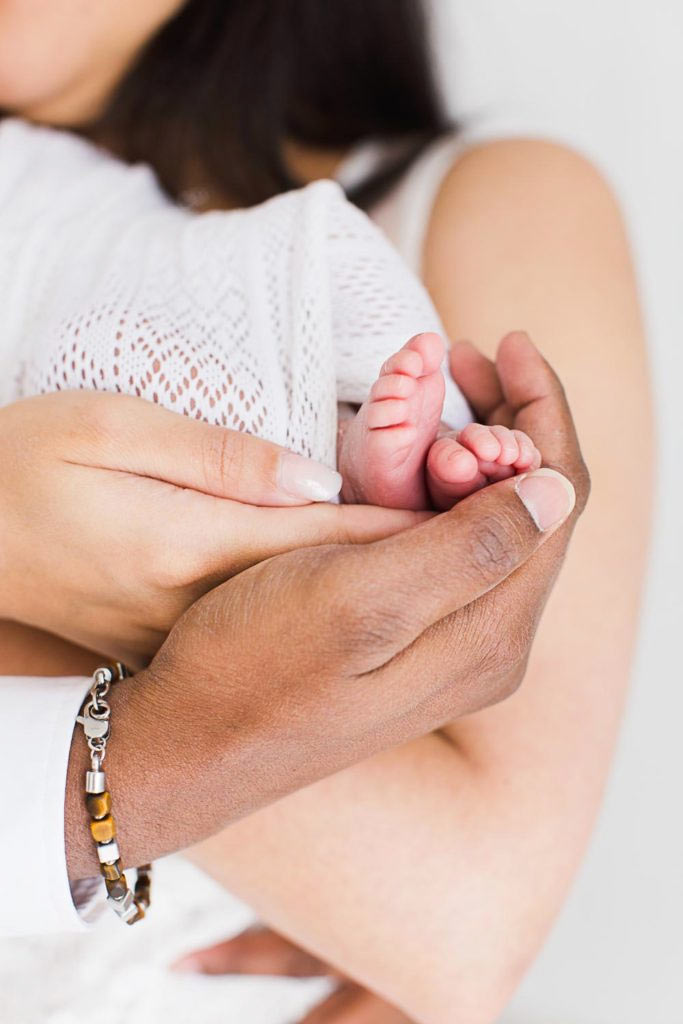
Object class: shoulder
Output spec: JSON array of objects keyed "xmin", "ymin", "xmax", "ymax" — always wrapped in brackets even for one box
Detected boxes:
[
  {"xmin": 435, "ymin": 137, "xmax": 619, "ymax": 214},
  {"xmin": 426, "ymin": 137, "xmax": 627, "ymax": 262},
  {"xmin": 422, "ymin": 138, "xmax": 636, "ymax": 351}
]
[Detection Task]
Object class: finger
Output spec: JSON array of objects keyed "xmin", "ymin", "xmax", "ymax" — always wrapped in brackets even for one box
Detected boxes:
[
  {"xmin": 69, "ymin": 391, "xmax": 343, "ymax": 506},
  {"xmin": 187, "ymin": 498, "xmax": 432, "ymax": 578},
  {"xmin": 299, "ymin": 983, "xmax": 412, "ymax": 1024},
  {"xmin": 495, "ymin": 332, "xmax": 588, "ymax": 503},
  {"xmin": 171, "ymin": 928, "xmax": 331, "ymax": 978},
  {"xmin": 449, "ymin": 341, "xmax": 508, "ymax": 422}
]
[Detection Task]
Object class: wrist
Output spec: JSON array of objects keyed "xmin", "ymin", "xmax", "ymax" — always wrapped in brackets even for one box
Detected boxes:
[{"xmin": 65, "ymin": 661, "xmax": 242, "ymax": 881}]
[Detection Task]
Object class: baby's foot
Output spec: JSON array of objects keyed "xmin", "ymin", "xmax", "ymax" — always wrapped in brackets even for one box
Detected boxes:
[
  {"xmin": 426, "ymin": 422, "xmax": 542, "ymax": 510},
  {"xmin": 339, "ymin": 333, "xmax": 446, "ymax": 509}
]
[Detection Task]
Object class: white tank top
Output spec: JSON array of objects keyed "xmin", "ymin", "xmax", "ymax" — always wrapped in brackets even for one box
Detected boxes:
[{"xmin": 336, "ymin": 132, "xmax": 465, "ymax": 277}]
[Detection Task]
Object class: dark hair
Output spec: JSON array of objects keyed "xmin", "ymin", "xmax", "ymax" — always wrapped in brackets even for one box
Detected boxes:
[{"xmin": 89, "ymin": 0, "xmax": 451, "ymax": 209}]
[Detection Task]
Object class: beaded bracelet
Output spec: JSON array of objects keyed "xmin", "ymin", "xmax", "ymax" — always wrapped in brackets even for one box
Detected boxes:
[{"xmin": 76, "ymin": 662, "xmax": 152, "ymax": 925}]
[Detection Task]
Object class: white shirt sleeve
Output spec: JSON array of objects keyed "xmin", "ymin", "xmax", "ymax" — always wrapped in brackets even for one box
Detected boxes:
[{"xmin": 0, "ymin": 674, "xmax": 99, "ymax": 937}]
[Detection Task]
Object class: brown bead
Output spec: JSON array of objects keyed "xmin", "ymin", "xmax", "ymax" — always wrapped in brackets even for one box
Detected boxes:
[
  {"xmin": 86, "ymin": 791, "xmax": 112, "ymax": 820},
  {"xmin": 105, "ymin": 875, "xmax": 128, "ymax": 901},
  {"xmin": 90, "ymin": 814, "xmax": 116, "ymax": 844},
  {"xmin": 126, "ymin": 905, "xmax": 145, "ymax": 925},
  {"xmin": 101, "ymin": 859, "xmax": 123, "ymax": 881},
  {"xmin": 135, "ymin": 882, "xmax": 151, "ymax": 909}
]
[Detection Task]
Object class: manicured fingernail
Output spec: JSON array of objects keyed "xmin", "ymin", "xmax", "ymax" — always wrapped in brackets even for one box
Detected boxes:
[
  {"xmin": 515, "ymin": 468, "xmax": 576, "ymax": 531},
  {"xmin": 278, "ymin": 452, "xmax": 342, "ymax": 502},
  {"xmin": 170, "ymin": 956, "xmax": 202, "ymax": 973}
]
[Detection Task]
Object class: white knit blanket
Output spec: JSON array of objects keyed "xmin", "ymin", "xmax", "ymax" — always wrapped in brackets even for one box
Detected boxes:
[{"xmin": 0, "ymin": 119, "xmax": 470, "ymax": 469}]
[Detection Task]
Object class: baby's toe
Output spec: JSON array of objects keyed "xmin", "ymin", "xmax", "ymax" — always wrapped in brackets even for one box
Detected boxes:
[
  {"xmin": 380, "ymin": 347, "xmax": 424, "ymax": 379},
  {"xmin": 475, "ymin": 460, "xmax": 517, "ymax": 482},
  {"xmin": 490, "ymin": 425, "xmax": 520, "ymax": 466},
  {"xmin": 404, "ymin": 332, "xmax": 445, "ymax": 375},
  {"xmin": 370, "ymin": 373, "xmax": 417, "ymax": 402},
  {"xmin": 430, "ymin": 437, "xmax": 480, "ymax": 482},
  {"xmin": 512, "ymin": 429, "xmax": 542, "ymax": 471},
  {"xmin": 426, "ymin": 437, "xmax": 488, "ymax": 509},
  {"xmin": 366, "ymin": 398, "xmax": 411, "ymax": 430},
  {"xmin": 457, "ymin": 423, "xmax": 501, "ymax": 463}
]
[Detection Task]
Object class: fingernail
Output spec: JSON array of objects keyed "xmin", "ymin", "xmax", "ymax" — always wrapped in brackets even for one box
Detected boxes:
[
  {"xmin": 170, "ymin": 956, "xmax": 202, "ymax": 973},
  {"xmin": 278, "ymin": 452, "xmax": 342, "ymax": 502},
  {"xmin": 515, "ymin": 468, "xmax": 576, "ymax": 531}
]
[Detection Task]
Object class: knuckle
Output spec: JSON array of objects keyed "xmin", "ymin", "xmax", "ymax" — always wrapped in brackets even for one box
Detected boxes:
[
  {"xmin": 483, "ymin": 631, "xmax": 532, "ymax": 700},
  {"xmin": 202, "ymin": 427, "xmax": 245, "ymax": 494},
  {"xmin": 309, "ymin": 548, "xmax": 408, "ymax": 664},
  {"xmin": 145, "ymin": 537, "xmax": 198, "ymax": 592},
  {"xmin": 340, "ymin": 600, "xmax": 407, "ymax": 653},
  {"xmin": 71, "ymin": 390, "xmax": 117, "ymax": 442},
  {"xmin": 68, "ymin": 391, "xmax": 141, "ymax": 456},
  {"xmin": 458, "ymin": 598, "xmax": 534, "ymax": 705},
  {"xmin": 463, "ymin": 512, "xmax": 527, "ymax": 584},
  {"xmin": 329, "ymin": 512, "xmax": 356, "ymax": 548},
  {"xmin": 573, "ymin": 456, "xmax": 592, "ymax": 514}
]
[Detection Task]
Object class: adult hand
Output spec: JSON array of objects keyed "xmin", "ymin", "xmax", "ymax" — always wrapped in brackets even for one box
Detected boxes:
[
  {"xmin": 172, "ymin": 928, "xmax": 412, "ymax": 1024},
  {"xmin": 0, "ymin": 391, "xmax": 421, "ymax": 665},
  {"xmin": 66, "ymin": 332, "xmax": 589, "ymax": 878}
]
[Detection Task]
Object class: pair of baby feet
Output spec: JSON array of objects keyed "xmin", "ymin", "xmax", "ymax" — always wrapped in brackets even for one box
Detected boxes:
[{"xmin": 339, "ymin": 332, "xmax": 541, "ymax": 511}]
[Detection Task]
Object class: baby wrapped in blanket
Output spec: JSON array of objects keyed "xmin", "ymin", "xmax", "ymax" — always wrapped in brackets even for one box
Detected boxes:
[{"xmin": 0, "ymin": 119, "xmax": 540, "ymax": 511}]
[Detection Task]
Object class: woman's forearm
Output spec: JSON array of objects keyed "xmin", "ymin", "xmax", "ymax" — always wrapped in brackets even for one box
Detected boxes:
[
  {"xmin": 187, "ymin": 735, "xmax": 525, "ymax": 1024},
  {"xmin": 429, "ymin": 140, "xmax": 651, "ymax": 1011}
]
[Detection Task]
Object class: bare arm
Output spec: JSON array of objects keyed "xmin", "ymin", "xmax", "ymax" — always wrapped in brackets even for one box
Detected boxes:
[
  {"xmin": 188, "ymin": 141, "xmax": 650, "ymax": 1023},
  {"xmin": 427, "ymin": 139, "xmax": 651, "ymax": 999}
]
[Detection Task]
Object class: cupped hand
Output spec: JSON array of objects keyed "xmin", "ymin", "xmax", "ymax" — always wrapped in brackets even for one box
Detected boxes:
[
  {"xmin": 172, "ymin": 928, "xmax": 413, "ymax": 1024},
  {"xmin": 0, "ymin": 390, "xmax": 421, "ymax": 665},
  {"xmin": 157, "ymin": 333, "xmax": 590, "ymax": 1023},
  {"xmin": 67, "ymin": 332, "xmax": 588, "ymax": 878}
]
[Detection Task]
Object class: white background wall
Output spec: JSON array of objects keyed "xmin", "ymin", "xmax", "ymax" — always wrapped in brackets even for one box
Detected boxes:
[{"xmin": 429, "ymin": 2, "xmax": 682, "ymax": 1020}]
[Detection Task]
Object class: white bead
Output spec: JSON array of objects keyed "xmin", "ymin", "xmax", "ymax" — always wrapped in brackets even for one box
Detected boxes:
[
  {"xmin": 107, "ymin": 889, "xmax": 134, "ymax": 916},
  {"xmin": 97, "ymin": 840, "xmax": 120, "ymax": 864},
  {"xmin": 85, "ymin": 770, "xmax": 106, "ymax": 794}
]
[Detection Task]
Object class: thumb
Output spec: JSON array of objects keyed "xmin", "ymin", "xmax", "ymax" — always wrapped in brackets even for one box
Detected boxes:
[
  {"xmin": 328, "ymin": 467, "xmax": 576, "ymax": 670},
  {"xmin": 175, "ymin": 494, "xmax": 430, "ymax": 581},
  {"xmin": 211, "ymin": 501, "xmax": 432, "ymax": 575}
]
